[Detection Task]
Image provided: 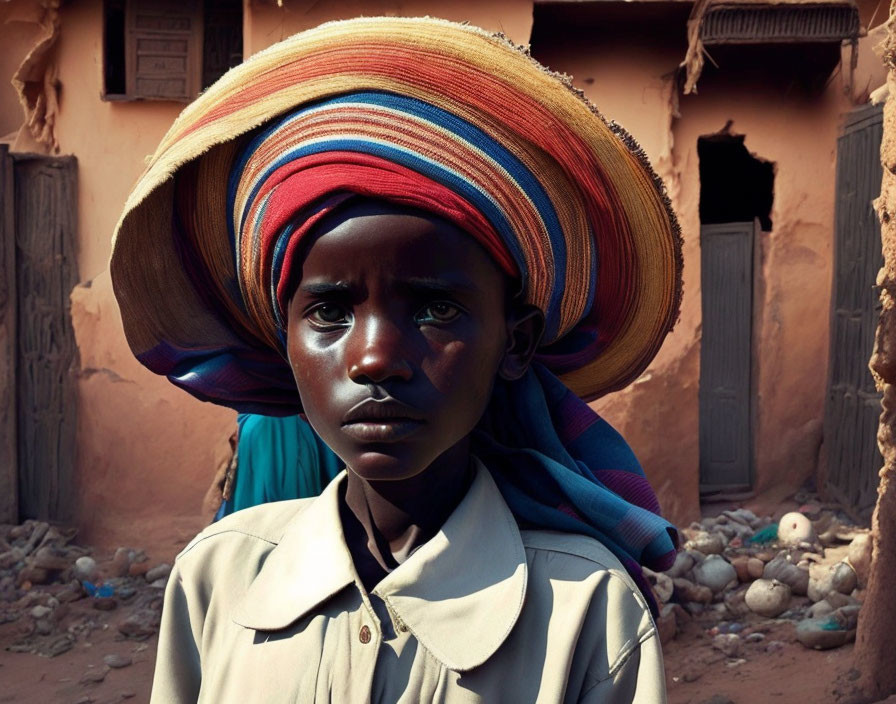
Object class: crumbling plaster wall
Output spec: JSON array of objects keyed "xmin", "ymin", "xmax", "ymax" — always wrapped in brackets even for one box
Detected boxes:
[
  {"xmin": 535, "ymin": 20, "xmax": 886, "ymax": 525},
  {"xmin": 854, "ymin": 3, "xmax": 896, "ymax": 694},
  {"xmin": 532, "ymin": 33, "xmax": 700, "ymax": 526},
  {"xmin": 675, "ymin": 82, "xmax": 842, "ymax": 503},
  {"xmin": 48, "ymin": 2, "xmax": 236, "ymax": 553},
  {"xmin": 25, "ymin": 0, "xmax": 534, "ymax": 555},
  {"xmin": 0, "ymin": 1, "xmax": 44, "ymax": 139},
  {"xmin": 675, "ymin": 24, "xmax": 886, "ymax": 506}
]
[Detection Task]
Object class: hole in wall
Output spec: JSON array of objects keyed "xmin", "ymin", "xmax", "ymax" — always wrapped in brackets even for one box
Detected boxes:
[{"xmin": 698, "ymin": 129, "xmax": 775, "ymax": 231}]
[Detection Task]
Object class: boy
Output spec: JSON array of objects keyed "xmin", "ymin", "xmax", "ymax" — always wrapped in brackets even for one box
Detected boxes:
[{"xmin": 112, "ymin": 16, "xmax": 681, "ymax": 702}]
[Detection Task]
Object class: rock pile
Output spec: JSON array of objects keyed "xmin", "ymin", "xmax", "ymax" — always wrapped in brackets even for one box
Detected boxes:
[
  {"xmin": 0, "ymin": 519, "xmax": 169, "ymax": 658},
  {"xmin": 648, "ymin": 506, "xmax": 870, "ymax": 654}
]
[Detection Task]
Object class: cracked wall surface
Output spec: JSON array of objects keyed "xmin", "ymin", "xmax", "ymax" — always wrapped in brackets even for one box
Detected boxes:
[
  {"xmin": 673, "ymin": 76, "xmax": 854, "ymax": 505},
  {"xmin": 534, "ymin": 0, "xmax": 887, "ymax": 525},
  {"xmin": 244, "ymin": 0, "xmax": 533, "ymax": 54},
  {"xmin": 855, "ymin": 0, "xmax": 896, "ymax": 694},
  {"xmin": 0, "ymin": 1, "xmax": 45, "ymax": 140}
]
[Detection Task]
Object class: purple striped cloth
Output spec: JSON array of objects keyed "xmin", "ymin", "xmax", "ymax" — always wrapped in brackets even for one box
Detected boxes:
[{"xmin": 475, "ymin": 363, "xmax": 679, "ymax": 615}]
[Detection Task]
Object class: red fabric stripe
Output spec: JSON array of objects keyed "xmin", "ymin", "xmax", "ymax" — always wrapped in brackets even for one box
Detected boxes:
[{"xmin": 244, "ymin": 151, "xmax": 517, "ymax": 316}]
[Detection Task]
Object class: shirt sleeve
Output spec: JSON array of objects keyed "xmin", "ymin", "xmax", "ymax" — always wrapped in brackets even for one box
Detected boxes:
[
  {"xmin": 578, "ymin": 630, "xmax": 666, "ymax": 704},
  {"xmin": 150, "ymin": 562, "xmax": 202, "ymax": 703}
]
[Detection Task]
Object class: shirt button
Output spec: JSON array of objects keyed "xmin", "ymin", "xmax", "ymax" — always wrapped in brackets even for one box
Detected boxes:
[{"xmin": 359, "ymin": 625, "xmax": 371, "ymax": 644}]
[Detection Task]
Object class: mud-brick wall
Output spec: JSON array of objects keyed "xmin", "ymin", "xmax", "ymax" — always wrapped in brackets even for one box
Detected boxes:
[
  {"xmin": 854, "ymin": 8, "xmax": 896, "ymax": 694},
  {"xmin": 39, "ymin": 0, "xmax": 534, "ymax": 556},
  {"xmin": 534, "ymin": 13, "xmax": 887, "ymax": 525},
  {"xmin": 50, "ymin": 2, "xmax": 236, "ymax": 554},
  {"xmin": 531, "ymin": 27, "xmax": 699, "ymax": 526},
  {"xmin": 674, "ymin": 77, "xmax": 845, "ymax": 503},
  {"xmin": 243, "ymin": 0, "xmax": 533, "ymax": 55}
]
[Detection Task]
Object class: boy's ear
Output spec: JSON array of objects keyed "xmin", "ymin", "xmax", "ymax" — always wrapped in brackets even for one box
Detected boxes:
[{"xmin": 498, "ymin": 304, "xmax": 545, "ymax": 381}]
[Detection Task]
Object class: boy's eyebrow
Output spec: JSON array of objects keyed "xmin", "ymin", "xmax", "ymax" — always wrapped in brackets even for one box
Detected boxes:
[
  {"xmin": 297, "ymin": 281, "xmax": 352, "ymax": 296},
  {"xmin": 401, "ymin": 276, "xmax": 479, "ymax": 295},
  {"xmin": 297, "ymin": 277, "xmax": 479, "ymax": 297}
]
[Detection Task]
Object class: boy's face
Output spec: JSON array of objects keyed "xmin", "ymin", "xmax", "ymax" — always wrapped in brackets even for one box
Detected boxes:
[{"xmin": 286, "ymin": 201, "xmax": 511, "ymax": 481}]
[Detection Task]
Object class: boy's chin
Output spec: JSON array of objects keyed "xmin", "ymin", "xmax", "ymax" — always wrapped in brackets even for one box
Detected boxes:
[{"xmin": 345, "ymin": 450, "xmax": 439, "ymax": 483}]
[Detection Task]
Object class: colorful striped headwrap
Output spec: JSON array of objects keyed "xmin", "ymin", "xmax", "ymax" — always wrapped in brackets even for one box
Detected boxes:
[
  {"xmin": 227, "ymin": 90, "xmax": 595, "ymax": 349},
  {"xmin": 111, "ymin": 17, "xmax": 682, "ymax": 609}
]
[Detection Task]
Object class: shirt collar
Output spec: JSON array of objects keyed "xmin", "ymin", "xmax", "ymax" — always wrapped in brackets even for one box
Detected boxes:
[{"xmin": 232, "ymin": 459, "xmax": 528, "ymax": 672}]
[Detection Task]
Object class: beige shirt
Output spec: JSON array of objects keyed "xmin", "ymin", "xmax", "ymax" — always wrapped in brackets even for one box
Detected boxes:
[{"xmin": 151, "ymin": 462, "xmax": 666, "ymax": 703}]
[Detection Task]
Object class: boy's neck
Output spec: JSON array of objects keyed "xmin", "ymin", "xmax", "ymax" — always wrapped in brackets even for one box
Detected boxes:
[{"xmin": 340, "ymin": 442, "xmax": 475, "ymax": 591}]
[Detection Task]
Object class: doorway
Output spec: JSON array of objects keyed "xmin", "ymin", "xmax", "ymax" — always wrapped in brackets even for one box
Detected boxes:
[
  {"xmin": 824, "ymin": 103, "xmax": 884, "ymax": 521},
  {"xmin": 697, "ymin": 132, "xmax": 774, "ymax": 493},
  {"xmin": 0, "ymin": 145, "xmax": 78, "ymax": 523}
]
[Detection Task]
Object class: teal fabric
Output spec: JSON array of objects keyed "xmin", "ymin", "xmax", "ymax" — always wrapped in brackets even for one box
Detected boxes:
[{"xmin": 221, "ymin": 414, "xmax": 342, "ymax": 516}]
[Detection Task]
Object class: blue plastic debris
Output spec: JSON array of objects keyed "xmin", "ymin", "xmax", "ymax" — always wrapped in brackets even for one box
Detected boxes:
[{"xmin": 82, "ymin": 581, "xmax": 115, "ymax": 598}]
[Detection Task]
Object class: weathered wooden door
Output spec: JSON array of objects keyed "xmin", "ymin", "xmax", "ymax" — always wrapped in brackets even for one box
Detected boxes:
[
  {"xmin": 6, "ymin": 153, "xmax": 79, "ymax": 522},
  {"xmin": 699, "ymin": 221, "xmax": 756, "ymax": 492},
  {"xmin": 0, "ymin": 147, "xmax": 16, "ymax": 523},
  {"xmin": 824, "ymin": 104, "xmax": 884, "ymax": 521}
]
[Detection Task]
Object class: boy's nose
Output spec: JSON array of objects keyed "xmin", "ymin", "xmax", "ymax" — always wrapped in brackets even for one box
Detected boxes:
[{"xmin": 347, "ymin": 317, "xmax": 413, "ymax": 384}]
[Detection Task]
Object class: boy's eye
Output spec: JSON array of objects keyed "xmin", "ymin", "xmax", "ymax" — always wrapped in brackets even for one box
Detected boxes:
[
  {"xmin": 308, "ymin": 303, "xmax": 350, "ymax": 326},
  {"xmin": 417, "ymin": 302, "xmax": 461, "ymax": 324}
]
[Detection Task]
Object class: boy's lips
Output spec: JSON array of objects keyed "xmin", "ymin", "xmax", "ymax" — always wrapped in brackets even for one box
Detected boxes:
[{"xmin": 341, "ymin": 398, "xmax": 426, "ymax": 442}]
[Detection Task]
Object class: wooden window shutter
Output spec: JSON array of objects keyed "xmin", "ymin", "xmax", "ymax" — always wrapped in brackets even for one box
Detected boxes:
[{"xmin": 125, "ymin": 0, "xmax": 202, "ymax": 101}]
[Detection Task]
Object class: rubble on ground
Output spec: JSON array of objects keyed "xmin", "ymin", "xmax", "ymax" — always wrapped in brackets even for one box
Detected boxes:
[
  {"xmin": 0, "ymin": 519, "xmax": 167, "ymax": 658},
  {"xmin": 651, "ymin": 496, "xmax": 871, "ymax": 663},
  {"xmin": 1, "ymin": 497, "xmax": 872, "ymax": 682}
]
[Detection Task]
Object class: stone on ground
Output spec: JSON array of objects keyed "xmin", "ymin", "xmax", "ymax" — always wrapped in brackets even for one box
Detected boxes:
[
  {"xmin": 103, "ymin": 653, "xmax": 133, "ymax": 669},
  {"xmin": 693, "ymin": 555, "xmax": 738, "ymax": 593},
  {"xmin": 762, "ymin": 555, "xmax": 809, "ymax": 595},
  {"xmin": 744, "ymin": 578, "xmax": 792, "ymax": 618},
  {"xmin": 145, "ymin": 563, "xmax": 172, "ymax": 583},
  {"xmin": 847, "ymin": 533, "xmax": 872, "ymax": 586},
  {"xmin": 686, "ymin": 531, "xmax": 725, "ymax": 555},
  {"xmin": 796, "ymin": 616, "xmax": 856, "ymax": 650},
  {"xmin": 711, "ymin": 633, "xmax": 743, "ymax": 657},
  {"xmin": 73, "ymin": 556, "xmax": 98, "ymax": 582}
]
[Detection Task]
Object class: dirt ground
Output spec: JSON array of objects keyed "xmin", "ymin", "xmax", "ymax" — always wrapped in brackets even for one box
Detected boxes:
[
  {"xmin": 1, "ymin": 504, "xmax": 892, "ymax": 704},
  {"xmin": 0, "ymin": 537, "xmax": 164, "ymax": 704},
  {"xmin": 0, "ymin": 624, "xmax": 156, "ymax": 703},
  {"xmin": 0, "ymin": 598, "xmax": 883, "ymax": 704},
  {"xmin": 664, "ymin": 616, "xmax": 863, "ymax": 704}
]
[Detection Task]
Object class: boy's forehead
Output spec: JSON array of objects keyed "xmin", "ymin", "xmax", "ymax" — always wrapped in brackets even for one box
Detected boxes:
[{"xmin": 300, "ymin": 204, "xmax": 509, "ymax": 289}]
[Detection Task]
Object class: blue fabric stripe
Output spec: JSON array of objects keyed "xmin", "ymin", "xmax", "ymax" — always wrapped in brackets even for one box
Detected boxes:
[
  {"xmin": 474, "ymin": 361, "xmax": 678, "ymax": 616},
  {"xmin": 242, "ymin": 137, "xmax": 530, "ymax": 296},
  {"xmin": 269, "ymin": 221, "xmax": 296, "ymax": 329},
  {"xmin": 230, "ymin": 91, "xmax": 586, "ymax": 339},
  {"xmin": 327, "ymin": 92, "xmax": 564, "ymax": 239},
  {"xmin": 235, "ymin": 127, "xmax": 530, "ymax": 278}
]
